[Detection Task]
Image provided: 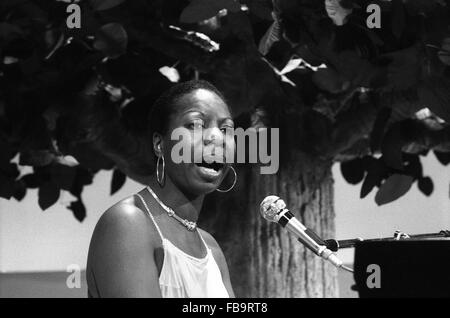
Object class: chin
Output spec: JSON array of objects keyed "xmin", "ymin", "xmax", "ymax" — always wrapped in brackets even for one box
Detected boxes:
[{"xmin": 188, "ymin": 180, "xmax": 221, "ymax": 196}]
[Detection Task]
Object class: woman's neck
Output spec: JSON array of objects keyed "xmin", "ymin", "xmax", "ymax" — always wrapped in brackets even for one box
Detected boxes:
[{"xmin": 147, "ymin": 177, "xmax": 204, "ymax": 223}]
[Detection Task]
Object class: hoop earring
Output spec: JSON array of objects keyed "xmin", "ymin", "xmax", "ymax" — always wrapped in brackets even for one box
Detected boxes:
[
  {"xmin": 216, "ymin": 166, "xmax": 237, "ymax": 193},
  {"xmin": 156, "ymin": 155, "xmax": 165, "ymax": 187}
]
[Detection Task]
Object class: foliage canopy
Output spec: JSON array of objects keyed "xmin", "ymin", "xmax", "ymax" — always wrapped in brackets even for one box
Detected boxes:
[{"xmin": 0, "ymin": 0, "xmax": 449, "ymax": 220}]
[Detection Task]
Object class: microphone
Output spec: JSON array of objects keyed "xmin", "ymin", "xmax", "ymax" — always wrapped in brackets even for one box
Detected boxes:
[{"xmin": 260, "ymin": 195, "xmax": 343, "ymax": 268}]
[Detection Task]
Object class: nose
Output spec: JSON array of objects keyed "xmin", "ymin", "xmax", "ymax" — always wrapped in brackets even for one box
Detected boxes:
[{"xmin": 203, "ymin": 127, "xmax": 223, "ymax": 146}]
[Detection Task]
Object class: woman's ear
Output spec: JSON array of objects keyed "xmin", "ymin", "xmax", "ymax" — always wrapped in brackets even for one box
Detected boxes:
[{"xmin": 153, "ymin": 133, "xmax": 163, "ymax": 157}]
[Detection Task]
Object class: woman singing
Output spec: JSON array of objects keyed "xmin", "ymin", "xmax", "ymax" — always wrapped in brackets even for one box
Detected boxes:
[{"xmin": 87, "ymin": 80, "xmax": 236, "ymax": 298}]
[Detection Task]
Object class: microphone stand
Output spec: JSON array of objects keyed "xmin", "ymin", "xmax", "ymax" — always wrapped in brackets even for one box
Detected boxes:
[{"xmin": 324, "ymin": 230, "xmax": 450, "ymax": 252}]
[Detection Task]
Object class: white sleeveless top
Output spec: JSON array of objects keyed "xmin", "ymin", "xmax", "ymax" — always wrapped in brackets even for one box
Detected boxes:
[{"xmin": 136, "ymin": 194, "xmax": 230, "ymax": 298}]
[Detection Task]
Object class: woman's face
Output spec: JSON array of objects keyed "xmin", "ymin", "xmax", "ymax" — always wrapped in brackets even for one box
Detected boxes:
[{"xmin": 157, "ymin": 88, "xmax": 235, "ymax": 196}]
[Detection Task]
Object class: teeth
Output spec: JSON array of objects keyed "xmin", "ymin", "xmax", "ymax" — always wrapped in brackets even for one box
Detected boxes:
[
  {"xmin": 198, "ymin": 166, "xmax": 220, "ymax": 176},
  {"xmin": 197, "ymin": 162, "xmax": 223, "ymax": 171}
]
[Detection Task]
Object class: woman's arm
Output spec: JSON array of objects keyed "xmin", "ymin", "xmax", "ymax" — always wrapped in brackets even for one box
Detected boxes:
[
  {"xmin": 199, "ymin": 229, "xmax": 235, "ymax": 298},
  {"xmin": 87, "ymin": 200, "xmax": 162, "ymax": 297}
]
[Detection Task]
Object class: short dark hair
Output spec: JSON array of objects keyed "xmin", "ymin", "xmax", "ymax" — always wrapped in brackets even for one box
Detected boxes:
[{"xmin": 148, "ymin": 80, "xmax": 227, "ymax": 139}]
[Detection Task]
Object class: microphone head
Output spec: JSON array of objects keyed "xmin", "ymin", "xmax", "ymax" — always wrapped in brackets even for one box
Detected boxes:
[{"xmin": 260, "ymin": 196, "xmax": 287, "ymax": 223}]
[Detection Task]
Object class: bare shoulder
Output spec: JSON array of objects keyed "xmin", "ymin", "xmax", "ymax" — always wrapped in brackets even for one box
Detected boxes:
[
  {"xmin": 87, "ymin": 195, "xmax": 163, "ymax": 297},
  {"xmin": 92, "ymin": 196, "xmax": 156, "ymax": 245},
  {"xmin": 88, "ymin": 195, "xmax": 160, "ymax": 271}
]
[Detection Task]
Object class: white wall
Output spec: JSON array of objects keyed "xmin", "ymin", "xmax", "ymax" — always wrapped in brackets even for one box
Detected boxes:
[
  {"xmin": 334, "ymin": 153, "xmax": 450, "ymax": 264},
  {"xmin": 0, "ymin": 153, "xmax": 448, "ymax": 273},
  {"xmin": 0, "ymin": 170, "xmax": 141, "ymax": 273}
]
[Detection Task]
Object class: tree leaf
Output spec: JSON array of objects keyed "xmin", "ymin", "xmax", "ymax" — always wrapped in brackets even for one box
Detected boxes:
[
  {"xmin": 381, "ymin": 134, "xmax": 404, "ymax": 170},
  {"xmin": 391, "ymin": 0, "xmax": 406, "ymax": 39},
  {"xmin": 89, "ymin": 0, "xmax": 126, "ymax": 11},
  {"xmin": 258, "ymin": 19, "xmax": 281, "ymax": 56},
  {"xmin": 50, "ymin": 164, "xmax": 76, "ymax": 191},
  {"xmin": 19, "ymin": 150, "xmax": 55, "ymax": 167},
  {"xmin": 94, "ymin": 23, "xmax": 128, "ymax": 59},
  {"xmin": 375, "ymin": 174, "xmax": 414, "ymax": 206},
  {"xmin": 418, "ymin": 77, "xmax": 450, "ymax": 123},
  {"xmin": 403, "ymin": 0, "xmax": 447, "ymax": 15},
  {"xmin": 165, "ymin": 25, "xmax": 221, "ymax": 53},
  {"xmin": 19, "ymin": 117, "xmax": 53, "ymax": 150},
  {"xmin": 180, "ymin": 0, "xmax": 241, "ymax": 24},
  {"xmin": 111, "ymin": 168, "xmax": 126, "ymax": 195},
  {"xmin": 418, "ymin": 176, "xmax": 434, "ymax": 196},
  {"xmin": 434, "ymin": 151, "xmax": 450, "ymax": 166},
  {"xmin": 0, "ymin": 22, "xmax": 24, "ymax": 42},
  {"xmin": 438, "ymin": 37, "xmax": 450, "ymax": 66},
  {"xmin": 312, "ymin": 67, "xmax": 346, "ymax": 94},
  {"xmin": 360, "ymin": 157, "xmax": 387, "ymax": 199},
  {"xmin": 0, "ymin": 139, "xmax": 17, "ymax": 165},
  {"xmin": 13, "ymin": 180, "xmax": 27, "ymax": 201},
  {"xmin": 370, "ymin": 107, "xmax": 392, "ymax": 153},
  {"xmin": 66, "ymin": 143, "xmax": 115, "ymax": 172},
  {"xmin": 21, "ymin": 173, "xmax": 42, "ymax": 189},
  {"xmin": 340, "ymin": 158, "xmax": 365, "ymax": 185},
  {"xmin": 38, "ymin": 182, "xmax": 60, "ymax": 211},
  {"xmin": 68, "ymin": 199, "xmax": 86, "ymax": 222},
  {"xmin": 383, "ymin": 46, "xmax": 421, "ymax": 90},
  {"xmin": 245, "ymin": 0, "xmax": 273, "ymax": 21},
  {"xmin": 159, "ymin": 66, "xmax": 180, "ymax": 83},
  {"xmin": 328, "ymin": 51, "xmax": 381, "ymax": 88},
  {"xmin": 403, "ymin": 154, "xmax": 423, "ymax": 179},
  {"xmin": 0, "ymin": 172, "xmax": 15, "ymax": 199},
  {"xmin": 70, "ymin": 167, "xmax": 94, "ymax": 197},
  {"xmin": 381, "ymin": 120, "xmax": 418, "ymax": 170},
  {"xmin": 0, "ymin": 162, "xmax": 20, "ymax": 179}
]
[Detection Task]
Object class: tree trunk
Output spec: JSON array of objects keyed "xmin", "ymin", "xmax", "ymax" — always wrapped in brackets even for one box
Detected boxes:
[{"xmin": 201, "ymin": 152, "xmax": 338, "ymax": 298}]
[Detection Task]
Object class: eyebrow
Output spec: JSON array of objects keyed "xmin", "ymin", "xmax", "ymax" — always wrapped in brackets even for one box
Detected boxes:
[
  {"xmin": 182, "ymin": 110, "xmax": 234, "ymax": 123},
  {"xmin": 182, "ymin": 110, "xmax": 205, "ymax": 116},
  {"xmin": 221, "ymin": 117, "xmax": 234, "ymax": 124}
]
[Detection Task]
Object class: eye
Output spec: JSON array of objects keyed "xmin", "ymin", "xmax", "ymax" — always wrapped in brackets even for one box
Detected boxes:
[
  {"xmin": 220, "ymin": 125, "xmax": 234, "ymax": 134},
  {"xmin": 220, "ymin": 121, "xmax": 235, "ymax": 133},
  {"xmin": 187, "ymin": 120, "xmax": 204, "ymax": 130}
]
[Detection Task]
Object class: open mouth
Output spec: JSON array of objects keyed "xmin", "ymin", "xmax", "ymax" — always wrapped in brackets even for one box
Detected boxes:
[{"xmin": 195, "ymin": 160, "xmax": 225, "ymax": 172}]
